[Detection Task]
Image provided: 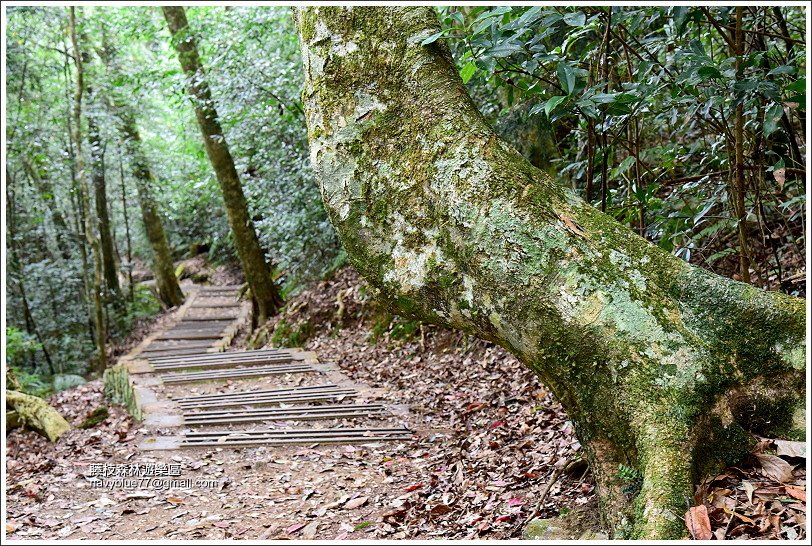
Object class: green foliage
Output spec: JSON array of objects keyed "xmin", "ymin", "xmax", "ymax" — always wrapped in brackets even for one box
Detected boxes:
[
  {"xmin": 617, "ymin": 463, "xmax": 643, "ymax": 496},
  {"xmin": 269, "ymin": 318, "xmax": 313, "ymax": 348},
  {"xmin": 369, "ymin": 313, "xmax": 422, "ymax": 343},
  {"xmin": 52, "ymin": 374, "xmax": 87, "ymax": 392},
  {"xmin": 5, "ymin": 327, "xmax": 41, "ymax": 368},
  {"xmin": 438, "ymin": 6, "xmax": 806, "ymax": 293}
]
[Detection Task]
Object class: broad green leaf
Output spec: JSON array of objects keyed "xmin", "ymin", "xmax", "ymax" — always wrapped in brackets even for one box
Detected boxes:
[
  {"xmin": 528, "ymin": 103, "xmax": 545, "ymax": 116},
  {"xmin": 420, "ymin": 31, "xmax": 446, "ymax": 46},
  {"xmin": 544, "ymin": 95, "xmax": 567, "ymax": 117},
  {"xmin": 697, "ymin": 66, "xmax": 722, "ymax": 81},
  {"xmin": 591, "ymin": 93, "xmax": 617, "ymax": 103},
  {"xmin": 563, "ymin": 11, "xmax": 586, "ymax": 27},
  {"xmin": 785, "ymin": 78, "xmax": 805, "ymax": 93},
  {"xmin": 557, "ymin": 62, "xmax": 577, "ymax": 95},
  {"xmin": 763, "ymin": 103, "xmax": 784, "ymax": 136},
  {"xmin": 768, "ymin": 65, "xmax": 796, "ymax": 76},
  {"xmin": 487, "ymin": 39, "xmax": 524, "ymax": 58},
  {"xmin": 459, "ymin": 61, "xmax": 477, "ymax": 84},
  {"xmin": 472, "ymin": 6, "xmax": 512, "ymax": 25}
]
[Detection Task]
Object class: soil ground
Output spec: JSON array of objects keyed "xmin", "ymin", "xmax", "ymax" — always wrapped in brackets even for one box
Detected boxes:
[{"xmin": 5, "ymin": 267, "xmax": 807, "ymax": 540}]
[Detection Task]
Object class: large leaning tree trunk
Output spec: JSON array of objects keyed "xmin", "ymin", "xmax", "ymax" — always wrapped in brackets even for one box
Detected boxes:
[
  {"xmin": 296, "ymin": 7, "xmax": 805, "ymax": 539},
  {"xmin": 162, "ymin": 6, "xmax": 283, "ymax": 326}
]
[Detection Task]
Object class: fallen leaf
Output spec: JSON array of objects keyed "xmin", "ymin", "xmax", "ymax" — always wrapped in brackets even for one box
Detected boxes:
[
  {"xmin": 302, "ymin": 520, "xmax": 319, "ymax": 539},
  {"xmin": 430, "ymin": 504, "xmax": 452, "ymax": 515},
  {"xmin": 774, "ymin": 440, "xmax": 806, "ymax": 459},
  {"xmin": 286, "ymin": 522, "xmax": 305, "ymax": 534},
  {"xmin": 742, "ymin": 480, "xmax": 755, "ymax": 504},
  {"xmin": 755, "ymin": 453, "xmax": 795, "ymax": 483},
  {"xmin": 785, "ymin": 486, "xmax": 806, "ymax": 502},
  {"xmin": 774, "ymin": 168, "xmax": 786, "ymax": 187},
  {"xmin": 344, "ymin": 496, "xmax": 368, "ymax": 510},
  {"xmin": 685, "ymin": 505, "xmax": 712, "ymax": 540},
  {"xmin": 724, "ymin": 508, "xmax": 755, "ymax": 524}
]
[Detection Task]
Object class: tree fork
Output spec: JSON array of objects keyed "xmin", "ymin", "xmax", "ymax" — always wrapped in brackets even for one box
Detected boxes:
[{"xmin": 295, "ymin": 7, "xmax": 805, "ymax": 538}]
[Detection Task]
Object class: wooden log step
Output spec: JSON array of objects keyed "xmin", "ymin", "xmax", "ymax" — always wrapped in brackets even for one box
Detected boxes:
[
  {"xmin": 174, "ymin": 384, "xmax": 357, "ymax": 409},
  {"xmin": 177, "ymin": 426, "xmax": 412, "ymax": 447},
  {"xmin": 163, "ymin": 325, "xmax": 229, "ymax": 334},
  {"xmin": 152, "ymin": 353, "xmax": 296, "ymax": 372},
  {"xmin": 197, "ymin": 285, "xmax": 243, "ymax": 292},
  {"xmin": 156, "ymin": 333, "xmax": 226, "ymax": 341},
  {"xmin": 182, "ymin": 403, "xmax": 386, "ymax": 426},
  {"xmin": 183, "ymin": 402, "xmax": 381, "ymax": 419},
  {"xmin": 142, "ymin": 342, "xmax": 218, "ymax": 353},
  {"xmin": 173, "ymin": 318, "xmax": 235, "ymax": 325},
  {"xmin": 180, "ymin": 315, "xmax": 240, "ymax": 322},
  {"xmin": 141, "ymin": 343, "xmax": 219, "ymax": 354},
  {"xmin": 189, "ymin": 304, "xmax": 242, "ymax": 309},
  {"xmin": 161, "ymin": 327, "xmax": 228, "ymax": 336},
  {"xmin": 148, "ymin": 348, "xmax": 300, "ymax": 364},
  {"xmin": 160, "ymin": 364, "xmax": 316, "ymax": 384}
]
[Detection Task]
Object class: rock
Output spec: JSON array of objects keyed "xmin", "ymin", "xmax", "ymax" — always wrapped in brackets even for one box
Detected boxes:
[
  {"xmin": 523, "ymin": 509, "xmax": 608, "ymax": 541},
  {"xmin": 523, "ymin": 518, "xmax": 570, "ymax": 540}
]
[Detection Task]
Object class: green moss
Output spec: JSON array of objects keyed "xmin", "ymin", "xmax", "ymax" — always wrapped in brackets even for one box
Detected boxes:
[
  {"xmin": 103, "ymin": 364, "xmax": 143, "ymax": 420},
  {"xmin": 79, "ymin": 405, "xmax": 109, "ymax": 429},
  {"xmin": 270, "ymin": 318, "xmax": 314, "ymax": 347}
]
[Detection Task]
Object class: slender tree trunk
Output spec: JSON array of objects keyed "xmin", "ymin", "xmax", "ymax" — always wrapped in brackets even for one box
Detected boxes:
[
  {"xmin": 732, "ymin": 7, "xmax": 752, "ymax": 283},
  {"xmin": 68, "ymin": 7, "xmax": 107, "ymax": 374},
  {"xmin": 21, "ymin": 159, "xmax": 72, "ymax": 260},
  {"xmin": 296, "ymin": 7, "xmax": 805, "ymax": 539},
  {"xmin": 162, "ymin": 6, "xmax": 283, "ymax": 326},
  {"xmin": 118, "ymin": 143, "xmax": 135, "ymax": 303},
  {"xmin": 93, "ymin": 36, "xmax": 184, "ymax": 309},
  {"xmin": 87, "ymin": 103, "xmax": 122, "ymax": 301},
  {"xmin": 61, "ymin": 38, "xmax": 95, "ymax": 344},
  {"xmin": 6, "ymin": 173, "xmax": 56, "ymax": 374},
  {"xmin": 117, "ymin": 111, "xmax": 185, "ymax": 308}
]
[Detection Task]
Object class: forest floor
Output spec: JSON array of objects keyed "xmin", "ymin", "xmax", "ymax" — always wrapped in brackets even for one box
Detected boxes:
[{"xmin": 5, "ymin": 267, "xmax": 808, "ymax": 540}]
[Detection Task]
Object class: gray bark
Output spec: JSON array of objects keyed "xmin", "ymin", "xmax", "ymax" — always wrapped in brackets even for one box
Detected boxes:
[{"xmin": 295, "ymin": 7, "xmax": 805, "ymax": 538}]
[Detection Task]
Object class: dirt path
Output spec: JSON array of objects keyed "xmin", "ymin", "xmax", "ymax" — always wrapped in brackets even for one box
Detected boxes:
[{"xmin": 6, "ymin": 271, "xmax": 807, "ymax": 540}]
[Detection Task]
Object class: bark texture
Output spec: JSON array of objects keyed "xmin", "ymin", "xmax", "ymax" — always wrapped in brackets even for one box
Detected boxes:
[
  {"xmin": 163, "ymin": 6, "xmax": 283, "ymax": 326},
  {"xmin": 295, "ymin": 7, "xmax": 805, "ymax": 539},
  {"xmin": 118, "ymin": 111, "xmax": 185, "ymax": 308}
]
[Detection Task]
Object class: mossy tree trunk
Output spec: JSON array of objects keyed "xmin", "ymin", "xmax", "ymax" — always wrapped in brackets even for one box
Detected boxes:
[
  {"xmin": 95, "ymin": 34, "xmax": 184, "ymax": 309},
  {"xmin": 117, "ymin": 109, "xmax": 185, "ymax": 308},
  {"xmin": 6, "ymin": 390, "xmax": 71, "ymax": 442},
  {"xmin": 87, "ymin": 95, "xmax": 122, "ymax": 303},
  {"xmin": 295, "ymin": 7, "xmax": 805, "ymax": 539},
  {"xmin": 162, "ymin": 6, "xmax": 283, "ymax": 326},
  {"xmin": 69, "ymin": 7, "xmax": 107, "ymax": 374}
]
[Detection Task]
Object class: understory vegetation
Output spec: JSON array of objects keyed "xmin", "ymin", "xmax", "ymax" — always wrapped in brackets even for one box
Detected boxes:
[{"xmin": 436, "ymin": 6, "xmax": 805, "ymax": 290}]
